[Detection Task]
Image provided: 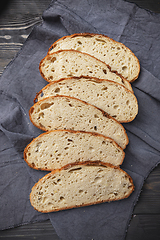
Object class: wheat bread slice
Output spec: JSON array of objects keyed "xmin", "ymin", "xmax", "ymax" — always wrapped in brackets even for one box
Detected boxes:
[
  {"xmin": 48, "ymin": 33, "xmax": 140, "ymax": 82},
  {"xmin": 32, "ymin": 79, "xmax": 138, "ymax": 123},
  {"xmin": 39, "ymin": 49, "xmax": 132, "ymax": 91},
  {"xmin": 24, "ymin": 130, "xmax": 125, "ymax": 171},
  {"xmin": 30, "ymin": 161, "xmax": 134, "ymax": 213},
  {"xmin": 29, "ymin": 95, "xmax": 128, "ymax": 149},
  {"xmin": 34, "ymin": 76, "xmax": 134, "ymax": 103},
  {"xmin": 34, "ymin": 77, "xmax": 138, "ymax": 123}
]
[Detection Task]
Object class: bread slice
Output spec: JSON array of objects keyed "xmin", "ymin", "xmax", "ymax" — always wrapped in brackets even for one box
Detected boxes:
[
  {"xmin": 34, "ymin": 76, "xmax": 133, "ymax": 104},
  {"xmin": 48, "ymin": 33, "xmax": 140, "ymax": 82},
  {"xmin": 39, "ymin": 49, "xmax": 133, "ymax": 91},
  {"xmin": 29, "ymin": 95, "xmax": 129, "ymax": 149},
  {"xmin": 30, "ymin": 161, "xmax": 134, "ymax": 212},
  {"xmin": 24, "ymin": 130, "xmax": 125, "ymax": 171},
  {"xmin": 34, "ymin": 77, "xmax": 138, "ymax": 123},
  {"xmin": 32, "ymin": 79, "xmax": 138, "ymax": 123}
]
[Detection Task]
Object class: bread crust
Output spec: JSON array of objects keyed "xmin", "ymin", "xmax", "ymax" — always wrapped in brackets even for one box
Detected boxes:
[
  {"xmin": 39, "ymin": 49, "xmax": 133, "ymax": 86},
  {"xmin": 47, "ymin": 32, "xmax": 140, "ymax": 82},
  {"xmin": 24, "ymin": 129, "xmax": 125, "ymax": 171},
  {"xmin": 30, "ymin": 161, "xmax": 134, "ymax": 213}
]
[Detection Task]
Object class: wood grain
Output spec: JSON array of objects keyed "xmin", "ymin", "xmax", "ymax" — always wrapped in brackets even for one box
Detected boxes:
[{"xmin": 0, "ymin": 0, "xmax": 51, "ymax": 76}]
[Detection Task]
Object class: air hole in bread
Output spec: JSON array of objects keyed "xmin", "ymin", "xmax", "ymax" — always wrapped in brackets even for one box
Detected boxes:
[
  {"xmin": 50, "ymin": 44, "xmax": 56, "ymax": 50},
  {"xmin": 51, "ymin": 57, "xmax": 57, "ymax": 63},
  {"xmin": 83, "ymin": 35, "xmax": 93, "ymax": 38},
  {"xmin": 101, "ymin": 87, "xmax": 108, "ymax": 91},
  {"xmin": 77, "ymin": 41, "xmax": 82, "ymax": 44},
  {"xmin": 103, "ymin": 69, "xmax": 107, "ymax": 74},
  {"xmin": 79, "ymin": 189, "xmax": 83, "ymax": 193},
  {"xmin": 89, "ymin": 146, "xmax": 93, "ymax": 150},
  {"xmin": 59, "ymin": 196, "xmax": 64, "ymax": 201},
  {"xmin": 39, "ymin": 123, "xmax": 45, "ymax": 129},
  {"xmin": 113, "ymin": 105, "xmax": 119, "ymax": 109},
  {"xmin": 122, "ymin": 66, "xmax": 127, "ymax": 71},
  {"xmin": 68, "ymin": 167, "xmax": 82, "ymax": 173},
  {"xmin": 54, "ymin": 88, "xmax": 60, "ymax": 93},
  {"xmin": 94, "ymin": 126, "xmax": 97, "ymax": 131},
  {"xmin": 97, "ymin": 169, "xmax": 104, "ymax": 173},
  {"xmin": 95, "ymin": 38, "xmax": 106, "ymax": 43},
  {"xmin": 38, "ymin": 112, "xmax": 44, "ymax": 119},
  {"xmin": 68, "ymin": 139, "xmax": 73, "ymax": 142},
  {"xmin": 35, "ymin": 142, "xmax": 42, "ymax": 152},
  {"xmin": 40, "ymin": 102, "xmax": 54, "ymax": 110},
  {"xmin": 94, "ymin": 177, "xmax": 102, "ymax": 183},
  {"xmin": 51, "ymin": 68, "xmax": 55, "ymax": 72}
]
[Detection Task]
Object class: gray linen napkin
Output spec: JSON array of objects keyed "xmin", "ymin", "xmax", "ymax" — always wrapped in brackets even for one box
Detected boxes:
[{"xmin": 0, "ymin": 0, "xmax": 160, "ymax": 239}]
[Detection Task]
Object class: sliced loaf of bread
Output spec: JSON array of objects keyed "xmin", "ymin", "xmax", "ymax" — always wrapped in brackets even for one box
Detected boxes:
[
  {"xmin": 30, "ymin": 161, "xmax": 134, "ymax": 212},
  {"xmin": 48, "ymin": 33, "xmax": 140, "ymax": 82},
  {"xmin": 39, "ymin": 50, "xmax": 132, "ymax": 91},
  {"xmin": 29, "ymin": 96, "xmax": 129, "ymax": 149},
  {"xmin": 34, "ymin": 77, "xmax": 138, "ymax": 123},
  {"xmin": 24, "ymin": 130, "xmax": 125, "ymax": 171}
]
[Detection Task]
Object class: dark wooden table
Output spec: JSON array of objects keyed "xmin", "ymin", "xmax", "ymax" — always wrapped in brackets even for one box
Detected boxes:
[{"xmin": 0, "ymin": 1, "xmax": 160, "ymax": 239}]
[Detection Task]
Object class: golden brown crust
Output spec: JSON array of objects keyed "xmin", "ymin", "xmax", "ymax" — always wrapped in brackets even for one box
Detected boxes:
[
  {"xmin": 24, "ymin": 129, "xmax": 125, "ymax": 171},
  {"xmin": 39, "ymin": 49, "xmax": 133, "ymax": 84},
  {"xmin": 47, "ymin": 32, "xmax": 140, "ymax": 82},
  {"xmin": 30, "ymin": 161, "xmax": 134, "ymax": 213}
]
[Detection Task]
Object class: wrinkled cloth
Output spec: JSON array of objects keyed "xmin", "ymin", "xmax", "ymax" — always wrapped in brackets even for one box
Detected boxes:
[{"xmin": 0, "ymin": 0, "xmax": 160, "ymax": 239}]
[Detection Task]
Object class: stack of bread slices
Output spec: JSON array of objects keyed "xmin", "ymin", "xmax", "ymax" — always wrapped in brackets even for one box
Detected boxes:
[{"xmin": 24, "ymin": 33, "xmax": 140, "ymax": 213}]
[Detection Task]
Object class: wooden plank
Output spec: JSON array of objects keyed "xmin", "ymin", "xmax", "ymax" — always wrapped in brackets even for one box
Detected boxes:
[
  {"xmin": 0, "ymin": 220, "xmax": 60, "ymax": 240},
  {"xmin": 134, "ymin": 164, "xmax": 160, "ymax": 214},
  {"xmin": 0, "ymin": 0, "xmax": 51, "ymax": 76},
  {"xmin": 126, "ymin": 214, "xmax": 160, "ymax": 240},
  {"xmin": 1, "ymin": 215, "xmax": 160, "ymax": 240}
]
